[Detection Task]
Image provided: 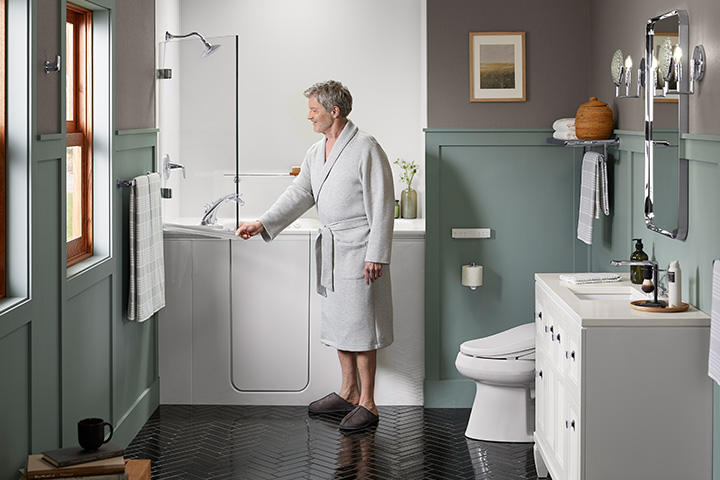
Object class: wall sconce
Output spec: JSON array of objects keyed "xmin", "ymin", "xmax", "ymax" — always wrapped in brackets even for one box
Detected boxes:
[
  {"xmin": 611, "ymin": 50, "xmax": 642, "ymax": 98},
  {"xmin": 612, "ymin": 41, "xmax": 705, "ymax": 99}
]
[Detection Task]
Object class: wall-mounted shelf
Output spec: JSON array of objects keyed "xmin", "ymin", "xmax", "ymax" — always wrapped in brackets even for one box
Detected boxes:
[{"xmin": 547, "ymin": 137, "xmax": 620, "ymax": 158}]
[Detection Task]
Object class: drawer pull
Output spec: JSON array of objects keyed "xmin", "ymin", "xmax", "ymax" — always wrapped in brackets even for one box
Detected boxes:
[
  {"xmin": 565, "ymin": 419, "xmax": 576, "ymax": 430},
  {"xmin": 565, "ymin": 350, "xmax": 576, "ymax": 360},
  {"xmin": 535, "ymin": 311, "xmax": 542, "ymax": 320},
  {"xmin": 536, "ymin": 370, "xmax": 543, "ymax": 378},
  {"xmin": 552, "ymin": 332, "xmax": 561, "ymax": 343}
]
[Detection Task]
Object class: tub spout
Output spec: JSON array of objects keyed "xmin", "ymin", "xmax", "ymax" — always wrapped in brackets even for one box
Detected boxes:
[{"xmin": 201, "ymin": 193, "xmax": 244, "ymax": 226}]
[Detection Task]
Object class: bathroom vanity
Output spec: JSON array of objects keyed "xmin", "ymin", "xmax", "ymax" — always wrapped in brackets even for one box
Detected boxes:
[{"xmin": 533, "ymin": 273, "xmax": 711, "ymax": 480}]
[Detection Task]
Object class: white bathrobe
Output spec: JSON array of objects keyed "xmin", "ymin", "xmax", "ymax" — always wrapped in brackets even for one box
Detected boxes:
[{"xmin": 259, "ymin": 120, "xmax": 395, "ymax": 351}]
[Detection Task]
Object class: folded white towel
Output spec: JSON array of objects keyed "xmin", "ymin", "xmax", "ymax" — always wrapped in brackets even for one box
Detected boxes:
[
  {"xmin": 577, "ymin": 151, "xmax": 609, "ymax": 245},
  {"xmin": 708, "ymin": 260, "xmax": 720, "ymax": 385},
  {"xmin": 553, "ymin": 118, "xmax": 576, "ymax": 130},
  {"xmin": 553, "ymin": 129, "xmax": 578, "ymax": 141},
  {"xmin": 559, "ymin": 273, "xmax": 622, "ymax": 284}
]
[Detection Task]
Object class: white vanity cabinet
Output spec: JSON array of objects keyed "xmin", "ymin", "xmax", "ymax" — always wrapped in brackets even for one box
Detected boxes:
[{"xmin": 533, "ymin": 273, "xmax": 712, "ymax": 480}]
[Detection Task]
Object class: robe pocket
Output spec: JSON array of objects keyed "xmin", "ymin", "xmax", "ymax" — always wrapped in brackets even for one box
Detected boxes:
[{"xmin": 334, "ymin": 239, "xmax": 368, "ymax": 280}]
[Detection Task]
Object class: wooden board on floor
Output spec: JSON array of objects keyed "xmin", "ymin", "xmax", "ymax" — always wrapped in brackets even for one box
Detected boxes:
[{"xmin": 125, "ymin": 459, "xmax": 151, "ymax": 480}]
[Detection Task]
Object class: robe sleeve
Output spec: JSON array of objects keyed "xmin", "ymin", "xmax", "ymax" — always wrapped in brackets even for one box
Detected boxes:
[
  {"xmin": 258, "ymin": 152, "xmax": 316, "ymax": 241},
  {"xmin": 359, "ymin": 139, "xmax": 395, "ymax": 265}
]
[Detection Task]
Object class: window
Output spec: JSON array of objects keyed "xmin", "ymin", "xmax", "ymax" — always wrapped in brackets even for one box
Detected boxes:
[
  {"xmin": 0, "ymin": 0, "xmax": 6, "ymax": 299},
  {"xmin": 66, "ymin": 4, "xmax": 92, "ymax": 266}
]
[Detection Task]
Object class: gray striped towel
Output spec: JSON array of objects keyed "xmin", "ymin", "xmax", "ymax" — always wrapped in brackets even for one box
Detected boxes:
[
  {"xmin": 128, "ymin": 173, "xmax": 166, "ymax": 322},
  {"xmin": 708, "ymin": 260, "xmax": 720, "ymax": 385},
  {"xmin": 577, "ymin": 151, "xmax": 609, "ymax": 245}
]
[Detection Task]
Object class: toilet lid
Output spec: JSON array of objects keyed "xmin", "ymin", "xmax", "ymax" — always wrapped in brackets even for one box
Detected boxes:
[{"xmin": 460, "ymin": 323, "xmax": 535, "ymax": 358}]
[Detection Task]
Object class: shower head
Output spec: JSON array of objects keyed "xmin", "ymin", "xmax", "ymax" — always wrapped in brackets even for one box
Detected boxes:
[{"xmin": 165, "ymin": 31, "xmax": 221, "ymax": 58}]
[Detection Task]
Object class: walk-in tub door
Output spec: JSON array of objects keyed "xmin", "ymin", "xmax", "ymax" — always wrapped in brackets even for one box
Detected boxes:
[{"xmin": 230, "ymin": 235, "xmax": 311, "ymax": 391}]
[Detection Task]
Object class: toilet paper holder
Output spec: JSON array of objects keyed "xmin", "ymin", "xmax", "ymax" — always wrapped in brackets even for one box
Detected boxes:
[{"xmin": 462, "ymin": 262, "xmax": 483, "ymax": 290}]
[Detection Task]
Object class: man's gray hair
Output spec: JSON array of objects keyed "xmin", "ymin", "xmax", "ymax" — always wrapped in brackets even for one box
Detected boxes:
[{"xmin": 304, "ymin": 80, "xmax": 353, "ymax": 119}]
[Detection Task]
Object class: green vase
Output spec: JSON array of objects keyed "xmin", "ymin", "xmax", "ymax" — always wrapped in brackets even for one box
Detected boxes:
[{"xmin": 400, "ymin": 188, "xmax": 417, "ymax": 219}]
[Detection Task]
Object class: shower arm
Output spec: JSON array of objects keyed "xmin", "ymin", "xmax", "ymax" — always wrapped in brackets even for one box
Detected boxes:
[{"xmin": 165, "ymin": 31, "xmax": 211, "ymax": 48}]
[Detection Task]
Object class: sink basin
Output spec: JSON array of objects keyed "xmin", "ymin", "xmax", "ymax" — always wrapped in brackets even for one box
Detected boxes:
[
  {"xmin": 569, "ymin": 286, "xmax": 644, "ymax": 302},
  {"xmin": 573, "ymin": 293, "xmax": 636, "ymax": 301}
]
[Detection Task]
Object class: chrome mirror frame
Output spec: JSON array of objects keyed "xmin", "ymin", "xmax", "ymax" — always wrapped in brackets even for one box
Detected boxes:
[{"xmin": 644, "ymin": 9, "xmax": 688, "ymax": 240}]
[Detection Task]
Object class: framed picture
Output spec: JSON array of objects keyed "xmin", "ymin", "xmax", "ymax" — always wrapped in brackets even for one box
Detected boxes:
[
  {"xmin": 654, "ymin": 32, "xmax": 678, "ymax": 103},
  {"xmin": 469, "ymin": 32, "xmax": 526, "ymax": 102}
]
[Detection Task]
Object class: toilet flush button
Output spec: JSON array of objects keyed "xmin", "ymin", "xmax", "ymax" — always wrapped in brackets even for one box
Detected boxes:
[{"xmin": 452, "ymin": 228, "xmax": 491, "ymax": 239}]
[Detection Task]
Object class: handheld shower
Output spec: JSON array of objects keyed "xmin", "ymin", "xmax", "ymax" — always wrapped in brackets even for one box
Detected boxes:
[{"xmin": 165, "ymin": 31, "xmax": 221, "ymax": 58}]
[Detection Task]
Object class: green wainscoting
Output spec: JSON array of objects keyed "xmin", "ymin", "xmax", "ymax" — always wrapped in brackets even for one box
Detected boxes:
[
  {"xmin": 424, "ymin": 129, "xmax": 591, "ymax": 406},
  {"xmin": 0, "ymin": 129, "xmax": 160, "ymax": 480},
  {"xmin": 425, "ymin": 128, "xmax": 720, "ymax": 477}
]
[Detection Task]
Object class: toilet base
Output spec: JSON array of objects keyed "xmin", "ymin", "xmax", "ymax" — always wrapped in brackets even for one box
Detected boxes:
[{"xmin": 465, "ymin": 380, "xmax": 535, "ymax": 443}]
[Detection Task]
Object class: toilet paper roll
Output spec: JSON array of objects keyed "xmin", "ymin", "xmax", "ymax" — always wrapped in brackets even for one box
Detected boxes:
[{"xmin": 462, "ymin": 264, "xmax": 483, "ymax": 288}]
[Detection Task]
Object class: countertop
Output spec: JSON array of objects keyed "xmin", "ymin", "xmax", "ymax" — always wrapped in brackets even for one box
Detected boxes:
[{"xmin": 536, "ymin": 273, "xmax": 710, "ymax": 327}]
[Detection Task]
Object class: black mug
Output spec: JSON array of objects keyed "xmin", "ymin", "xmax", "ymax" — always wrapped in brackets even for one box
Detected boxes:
[{"xmin": 78, "ymin": 418, "xmax": 113, "ymax": 451}]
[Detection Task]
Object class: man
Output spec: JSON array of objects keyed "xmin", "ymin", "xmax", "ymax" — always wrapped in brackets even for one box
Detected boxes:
[{"xmin": 235, "ymin": 80, "xmax": 394, "ymax": 431}]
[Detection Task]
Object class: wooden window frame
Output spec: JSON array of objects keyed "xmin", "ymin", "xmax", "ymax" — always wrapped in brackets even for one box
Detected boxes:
[
  {"xmin": 0, "ymin": 0, "xmax": 5, "ymax": 298},
  {"xmin": 66, "ymin": 4, "xmax": 93, "ymax": 266}
]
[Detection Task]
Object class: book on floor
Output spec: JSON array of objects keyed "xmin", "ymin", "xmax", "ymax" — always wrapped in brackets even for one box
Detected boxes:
[
  {"xmin": 41, "ymin": 442, "xmax": 124, "ymax": 468},
  {"xmin": 25, "ymin": 454, "xmax": 125, "ymax": 480},
  {"xmin": 20, "ymin": 472, "xmax": 128, "ymax": 480}
]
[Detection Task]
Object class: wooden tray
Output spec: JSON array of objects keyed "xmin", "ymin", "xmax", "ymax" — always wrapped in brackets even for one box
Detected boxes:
[{"xmin": 630, "ymin": 300, "xmax": 689, "ymax": 313}]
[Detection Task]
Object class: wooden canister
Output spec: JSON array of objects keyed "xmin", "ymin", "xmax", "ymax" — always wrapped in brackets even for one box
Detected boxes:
[{"xmin": 575, "ymin": 97, "xmax": 613, "ymax": 140}]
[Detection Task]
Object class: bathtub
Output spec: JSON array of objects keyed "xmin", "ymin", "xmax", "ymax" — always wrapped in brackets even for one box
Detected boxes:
[{"xmin": 159, "ymin": 217, "xmax": 425, "ymax": 406}]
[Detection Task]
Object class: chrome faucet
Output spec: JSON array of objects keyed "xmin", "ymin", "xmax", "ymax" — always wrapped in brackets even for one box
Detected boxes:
[
  {"xmin": 610, "ymin": 259, "xmax": 666, "ymax": 307},
  {"xmin": 200, "ymin": 193, "xmax": 244, "ymax": 226}
]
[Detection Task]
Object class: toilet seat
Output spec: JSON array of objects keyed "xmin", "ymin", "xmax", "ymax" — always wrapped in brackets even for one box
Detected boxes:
[{"xmin": 460, "ymin": 323, "xmax": 535, "ymax": 359}]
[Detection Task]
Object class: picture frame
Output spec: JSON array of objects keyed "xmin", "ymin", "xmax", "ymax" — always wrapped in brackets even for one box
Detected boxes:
[
  {"xmin": 469, "ymin": 32, "xmax": 526, "ymax": 102},
  {"xmin": 654, "ymin": 32, "xmax": 679, "ymax": 103}
]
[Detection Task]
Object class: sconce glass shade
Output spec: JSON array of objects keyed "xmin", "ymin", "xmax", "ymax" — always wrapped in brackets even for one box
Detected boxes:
[
  {"xmin": 611, "ymin": 49, "xmax": 624, "ymax": 85},
  {"xmin": 657, "ymin": 37, "xmax": 674, "ymax": 82}
]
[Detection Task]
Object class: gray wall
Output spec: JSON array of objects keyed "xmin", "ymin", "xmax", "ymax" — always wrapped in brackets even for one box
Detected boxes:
[
  {"xmin": 0, "ymin": 1, "xmax": 158, "ymax": 478},
  {"xmin": 35, "ymin": 0, "xmax": 155, "ymax": 133},
  {"xmin": 427, "ymin": 0, "xmax": 590, "ymax": 129}
]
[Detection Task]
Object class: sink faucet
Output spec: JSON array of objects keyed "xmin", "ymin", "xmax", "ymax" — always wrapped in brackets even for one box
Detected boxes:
[
  {"xmin": 610, "ymin": 259, "xmax": 666, "ymax": 307},
  {"xmin": 201, "ymin": 193, "xmax": 244, "ymax": 226}
]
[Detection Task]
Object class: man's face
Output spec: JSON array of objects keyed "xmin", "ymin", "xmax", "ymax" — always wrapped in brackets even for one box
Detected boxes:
[{"xmin": 307, "ymin": 96, "xmax": 335, "ymax": 135}]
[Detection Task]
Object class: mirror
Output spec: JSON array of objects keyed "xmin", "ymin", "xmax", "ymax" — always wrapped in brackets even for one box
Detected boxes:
[{"xmin": 644, "ymin": 10, "xmax": 688, "ymax": 240}]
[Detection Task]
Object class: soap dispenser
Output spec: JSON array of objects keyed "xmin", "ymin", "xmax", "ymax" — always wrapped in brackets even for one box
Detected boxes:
[
  {"xmin": 668, "ymin": 260, "xmax": 682, "ymax": 308},
  {"xmin": 630, "ymin": 238, "xmax": 648, "ymax": 284}
]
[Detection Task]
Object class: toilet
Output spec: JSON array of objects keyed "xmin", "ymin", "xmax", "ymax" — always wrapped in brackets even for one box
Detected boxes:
[{"xmin": 455, "ymin": 322, "xmax": 536, "ymax": 442}]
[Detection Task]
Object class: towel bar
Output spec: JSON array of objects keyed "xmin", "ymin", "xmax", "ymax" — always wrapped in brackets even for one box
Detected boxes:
[
  {"xmin": 547, "ymin": 137, "xmax": 620, "ymax": 160},
  {"xmin": 117, "ymin": 172, "xmax": 155, "ymax": 188}
]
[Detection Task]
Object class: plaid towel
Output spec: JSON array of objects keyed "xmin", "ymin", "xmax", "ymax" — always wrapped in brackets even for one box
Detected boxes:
[
  {"xmin": 709, "ymin": 260, "xmax": 720, "ymax": 385},
  {"xmin": 559, "ymin": 273, "xmax": 622, "ymax": 284},
  {"xmin": 128, "ymin": 173, "xmax": 166, "ymax": 322},
  {"xmin": 577, "ymin": 151, "xmax": 609, "ymax": 245}
]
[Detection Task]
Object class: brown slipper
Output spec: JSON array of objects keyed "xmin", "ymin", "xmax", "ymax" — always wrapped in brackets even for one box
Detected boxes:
[
  {"xmin": 339, "ymin": 406, "xmax": 379, "ymax": 431},
  {"xmin": 308, "ymin": 392, "xmax": 356, "ymax": 414}
]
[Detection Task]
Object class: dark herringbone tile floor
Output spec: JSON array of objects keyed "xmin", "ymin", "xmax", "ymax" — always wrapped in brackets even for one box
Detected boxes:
[{"xmin": 125, "ymin": 405, "xmax": 539, "ymax": 480}]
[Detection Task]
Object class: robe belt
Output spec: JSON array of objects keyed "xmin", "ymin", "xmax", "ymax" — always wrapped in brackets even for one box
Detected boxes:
[{"xmin": 315, "ymin": 216, "xmax": 370, "ymax": 296}]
